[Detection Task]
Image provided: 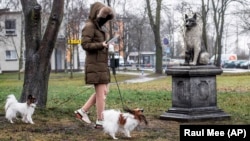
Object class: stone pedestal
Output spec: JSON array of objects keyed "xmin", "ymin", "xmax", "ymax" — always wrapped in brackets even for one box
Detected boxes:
[{"xmin": 160, "ymin": 65, "xmax": 230, "ymax": 121}]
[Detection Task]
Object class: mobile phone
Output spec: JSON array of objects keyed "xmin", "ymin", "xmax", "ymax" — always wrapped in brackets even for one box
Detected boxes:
[{"xmin": 106, "ymin": 35, "xmax": 119, "ymax": 44}]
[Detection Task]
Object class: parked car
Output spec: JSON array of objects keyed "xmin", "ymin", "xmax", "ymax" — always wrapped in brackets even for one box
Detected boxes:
[
  {"xmin": 234, "ymin": 60, "xmax": 246, "ymax": 68},
  {"xmin": 223, "ymin": 60, "xmax": 237, "ymax": 68},
  {"xmin": 127, "ymin": 60, "xmax": 135, "ymax": 64},
  {"xmin": 240, "ymin": 61, "xmax": 250, "ymax": 69},
  {"xmin": 209, "ymin": 54, "xmax": 237, "ymax": 67}
]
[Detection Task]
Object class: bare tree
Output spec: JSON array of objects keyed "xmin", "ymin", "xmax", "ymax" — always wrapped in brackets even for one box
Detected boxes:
[
  {"xmin": 4, "ymin": 0, "xmax": 21, "ymax": 10},
  {"xmin": 238, "ymin": 5, "xmax": 250, "ymax": 33},
  {"xmin": 133, "ymin": 15, "xmax": 146, "ymax": 67},
  {"xmin": 20, "ymin": 0, "xmax": 64, "ymax": 108},
  {"xmin": 211, "ymin": 0, "xmax": 244, "ymax": 66},
  {"xmin": 161, "ymin": 10, "xmax": 179, "ymax": 58},
  {"xmin": 120, "ymin": 12, "xmax": 154, "ymax": 63},
  {"xmin": 65, "ymin": 0, "xmax": 88, "ymax": 78},
  {"xmin": 146, "ymin": 0, "xmax": 163, "ymax": 74},
  {"xmin": 211, "ymin": 0, "xmax": 226, "ymax": 66},
  {"xmin": 201, "ymin": 0, "xmax": 210, "ymax": 51}
]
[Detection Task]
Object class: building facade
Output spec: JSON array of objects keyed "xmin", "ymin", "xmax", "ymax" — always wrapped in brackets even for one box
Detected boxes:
[
  {"xmin": 0, "ymin": 9, "xmax": 78, "ymax": 73},
  {"xmin": 0, "ymin": 9, "xmax": 22, "ymax": 72}
]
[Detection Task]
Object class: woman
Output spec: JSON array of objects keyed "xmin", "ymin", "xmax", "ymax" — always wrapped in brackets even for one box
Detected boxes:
[{"xmin": 74, "ymin": 2, "xmax": 114, "ymax": 129}]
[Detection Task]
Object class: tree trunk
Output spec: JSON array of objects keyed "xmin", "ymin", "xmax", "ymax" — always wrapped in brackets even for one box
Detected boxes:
[
  {"xmin": 201, "ymin": 0, "xmax": 209, "ymax": 51},
  {"xmin": 211, "ymin": 0, "xmax": 236, "ymax": 67},
  {"xmin": 212, "ymin": 0, "xmax": 222, "ymax": 67},
  {"xmin": 154, "ymin": 29, "xmax": 163, "ymax": 74},
  {"xmin": 146, "ymin": 0, "xmax": 163, "ymax": 74},
  {"xmin": 216, "ymin": 0, "xmax": 226, "ymax": 67},
  {"xmin": 20, "ymin": 0, "xmax": 64, "ymax": 108},
  {"xmin": 18, "ymin": 14, "xmax": 24, "ymax": 80}
]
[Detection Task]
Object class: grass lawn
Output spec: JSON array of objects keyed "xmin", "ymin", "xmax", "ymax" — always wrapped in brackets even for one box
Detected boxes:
[{"xmin": 0, "ymin": 71, "xmax": 249, "ymax": 141}]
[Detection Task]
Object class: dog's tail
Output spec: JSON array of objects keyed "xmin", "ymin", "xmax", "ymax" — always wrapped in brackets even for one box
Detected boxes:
[
  {"xmin": 4, "ymin": 94, "xmax": 18, "ymax": 111},
  {"xmin": 198, "ymin": 52, "xmax": 210, "ymax": 65},
  {"xmin": 102, "ymin": 109, "xmax": 120, "ymax": 134}
]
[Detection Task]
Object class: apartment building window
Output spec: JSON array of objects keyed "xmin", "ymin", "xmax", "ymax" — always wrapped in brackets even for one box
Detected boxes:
[
  {"xmin": 5, "ymin": 19, "xmax": 16, "ymax": 36},
  {"xmin": 5, "ymin": 50, "xmax": 17, "ymax": 61}
]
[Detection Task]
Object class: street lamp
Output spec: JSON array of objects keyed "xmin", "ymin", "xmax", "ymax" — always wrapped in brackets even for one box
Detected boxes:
[{"xmin": 248, "ymin": 43, "xmax": 250, "ymax": 70}]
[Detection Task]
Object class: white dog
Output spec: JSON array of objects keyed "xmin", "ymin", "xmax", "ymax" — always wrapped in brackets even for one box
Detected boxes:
[
  {"xmin": 102, "ymin": 107, "xmax": 148, "ymax": 140},
  {"xmin": 4, "ymin": 94, "xmax": 37, "ymax": 124}
]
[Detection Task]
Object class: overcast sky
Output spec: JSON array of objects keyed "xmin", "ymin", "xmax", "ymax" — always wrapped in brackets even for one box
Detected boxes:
[{"xmin": 1, "ymin": 0, "xmax": 249, "ymax": 53}]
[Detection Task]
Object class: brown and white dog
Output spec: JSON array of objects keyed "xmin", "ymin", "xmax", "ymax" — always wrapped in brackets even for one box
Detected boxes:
[
  {"xmin": 4, "ymin": 94, "xmax": 37, "ymax": 124},
  {"xmin": 102, "ymin": 107, "xmax": 148, "ymax": 139}
]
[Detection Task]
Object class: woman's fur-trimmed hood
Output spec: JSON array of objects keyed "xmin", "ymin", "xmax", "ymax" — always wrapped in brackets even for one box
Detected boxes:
[{"xmin": 89, "ymin": 2, "xmax": 115, "ymax": 21}]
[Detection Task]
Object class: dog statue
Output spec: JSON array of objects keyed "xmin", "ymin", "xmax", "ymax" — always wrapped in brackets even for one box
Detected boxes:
[{"xmin": 182, "ymin": 13, "xmax": 209, "ymax": 66}]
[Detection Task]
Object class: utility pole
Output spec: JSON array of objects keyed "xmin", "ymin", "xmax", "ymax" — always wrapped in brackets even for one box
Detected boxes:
[{"xmin": 248, "ymin": 43, "xmax": 250, "ymax": 70}]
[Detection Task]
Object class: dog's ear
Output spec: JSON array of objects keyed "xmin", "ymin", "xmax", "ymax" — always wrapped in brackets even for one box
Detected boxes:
[
  {"xmin": 193, "ymin": 13, "xmax": 197, "ymax": 19},
  {"xmin": 27, "ymin": 95, "xmax": 36, "ymax": 103},
  {"xmin": 123, "ymin": 106, "xmax": 133, "ymax": 114},
  {"xmin": 185, "ymin": 14, "xmax": 188, "ymax": 19},
  {"xmin": 27, "ymin": 95, "xmax": 33, "ymax": 99},
  {"xmin": 139, "ymin": 108, "xmax": 144, "ymax": 113}
]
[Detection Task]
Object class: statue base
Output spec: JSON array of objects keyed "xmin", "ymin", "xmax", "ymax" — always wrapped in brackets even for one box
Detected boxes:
[{"xmin": 160, "ymin": 65, "xmax": 230, "ymax": 121}]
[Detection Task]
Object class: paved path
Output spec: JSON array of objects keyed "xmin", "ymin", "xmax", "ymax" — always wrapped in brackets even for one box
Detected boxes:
[
  {"xmin": 115, "ymin": 71, "xmax": 166, "ymax": 84},
  {"xmin": 123, "ymin": 75, "xmax": 166, "ymax": 83},
  {"xmin": 222, "ymin": 68, "xmax": 250, "ymax": 73}
]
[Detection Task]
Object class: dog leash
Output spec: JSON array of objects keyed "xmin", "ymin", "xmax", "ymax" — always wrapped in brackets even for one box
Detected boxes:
[
  {"xmin": 53, "ymin": 86, "xmax": 93, "ymax": 107},
  {"xmin": 112, "ymin": 72, "xmax": 126, "ymax": 110}
]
